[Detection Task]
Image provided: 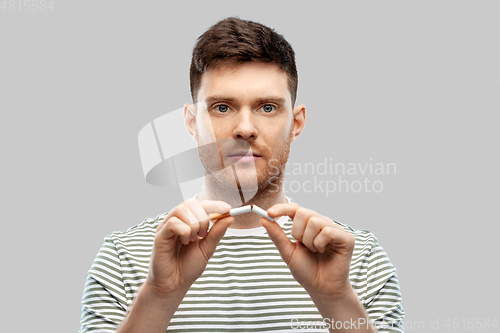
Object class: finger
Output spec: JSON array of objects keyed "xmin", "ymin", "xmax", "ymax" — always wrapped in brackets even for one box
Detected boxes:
[
  {"xmin": 187, "ymin": 210, "xmax": 202, "ymax": 241},
  {"xmin": 156, "ymin": 208, "xmax": 176, "ymax": 233},
  {"xmin": 158, "ymin": 216, "xmax": 192, "ymax": 245},
  {"xmin": 290, "ymin": 207, "xmax": 316, "ymax": 243},
  {"xmin": 198, "ymin": 218, "xmax": 210, "ymax": 239},
  {"xmin": 267, "ymin": 203, "xmax": 317, "ymax": 243},
  {"xmin": 169, "ymin": 203, "xmax": 195, "ymax": 226},
  {"xmin": 169, "ymin": 200, "xmax": 228, "ymax": 225},
  {"xmin": 200, "ymin": 200, "xmax": 232, "ymax": 215},
  {"xmin": 199, "ymin": 216, "xmax": 234, "ymax": 257},
  {"xmin": 156, "ymin": 215, "xmax": 169, "ymax": 232},
  {"xmin": 301, "ymin": 216, "xmax": 325, "ymax": 253},
  {"xmin": 170, "ymin": 200, "xmax": 231, "ymax": 241},
  {"xmin": 183, "ymin": 199, "xmax": 208, "ymax": 240},
  {"xmin": 313, "ymin": 227, "xmax": 355, "ymax": 254},
  {"xmin": 260, "ymin": 217, "xmax": 294, "ymax": 264},
  {"xmin": 312, "ymin": 227, "xmax": 335, "ymax": 253},
  {"xmin": 267, "ymin": 202, "xmax": 301, "ymax": 220},
  {"xmin": 198, "ymin": 200, "xmax": 232, "ymax": 238},
  {"xmin": 169, "ymin": 203, "xmax": 200, "ymax": 242}
]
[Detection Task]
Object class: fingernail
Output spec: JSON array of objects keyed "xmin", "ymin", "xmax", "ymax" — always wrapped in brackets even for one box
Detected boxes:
[
  {"xmin": 200, "ymin": 230, "xmax": 207, "ymax": 238},
  {"xmin": 268, "ymin": 208, "xmax": 276, "ymax": 215}
]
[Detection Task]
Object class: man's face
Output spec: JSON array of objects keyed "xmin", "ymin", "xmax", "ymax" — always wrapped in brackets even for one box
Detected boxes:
[{"xmin": 185, "ymin": 61, "xmax": 305, "ymax": 196}]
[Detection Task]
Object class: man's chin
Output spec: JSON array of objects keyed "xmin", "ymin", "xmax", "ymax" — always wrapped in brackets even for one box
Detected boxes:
[{"xmin": 240, "ymin": 175, "xmax": 280, "ymax": 194}]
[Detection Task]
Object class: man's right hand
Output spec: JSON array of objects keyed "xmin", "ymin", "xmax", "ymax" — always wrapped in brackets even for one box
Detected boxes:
[
  {"xmin": 145, "ymin": 199, "xmax": 234, "ymax": 298},
  {"xmin": 115, "ymin": 199, "xmax": 233, "ymax": 333}
]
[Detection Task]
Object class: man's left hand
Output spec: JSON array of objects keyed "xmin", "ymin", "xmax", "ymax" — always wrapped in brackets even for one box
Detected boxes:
[{"xmin": 261, "ymin": 203, "xmax": 356, "ymax": 300}]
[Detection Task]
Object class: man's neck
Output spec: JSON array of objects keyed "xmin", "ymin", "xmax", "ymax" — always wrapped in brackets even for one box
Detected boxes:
[{"xmin": 196, "ymin": 180, "xmax": 287, "ymax": 229}]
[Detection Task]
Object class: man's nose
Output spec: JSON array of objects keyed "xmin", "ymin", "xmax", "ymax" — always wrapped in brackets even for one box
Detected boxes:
[{"xmin": 232, "ymin": 110, "xmax": 258, "ymax": 140}]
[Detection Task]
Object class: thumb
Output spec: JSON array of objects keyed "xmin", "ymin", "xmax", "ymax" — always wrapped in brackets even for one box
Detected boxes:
[
  {"xmin": 261, "ymin": 217, "xmax": 294, "ymax": 264},
  {"xmin": 200, "ymin": 216, "xmax": 234, "ymax": 256}
]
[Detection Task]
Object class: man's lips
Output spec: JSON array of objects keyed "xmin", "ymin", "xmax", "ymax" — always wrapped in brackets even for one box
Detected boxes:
[{"xmin": 227, "ymin": 150, "xmax": 262, "ymax": 162}]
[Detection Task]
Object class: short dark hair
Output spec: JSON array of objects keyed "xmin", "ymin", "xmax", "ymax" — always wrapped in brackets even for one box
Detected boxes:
[{"xmin": 190, "ymin": 17, "xmax": 298, "ymax": 106}]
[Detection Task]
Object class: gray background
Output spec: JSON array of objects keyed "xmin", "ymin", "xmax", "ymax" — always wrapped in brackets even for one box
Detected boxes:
[{"xmin": 1, "ymin": 0, "xmax": 499, "ymax": 332}]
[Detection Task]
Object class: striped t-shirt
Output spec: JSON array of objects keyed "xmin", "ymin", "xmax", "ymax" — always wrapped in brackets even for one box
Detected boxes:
[{"xmin": 80, "ymin": 208, "xmax": 405, "ymax": 332}]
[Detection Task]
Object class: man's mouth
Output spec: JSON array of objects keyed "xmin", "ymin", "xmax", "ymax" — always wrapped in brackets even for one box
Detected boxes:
[{"xmin": 227, "ymin": 150, "xmax": 262, "ymax": 162}]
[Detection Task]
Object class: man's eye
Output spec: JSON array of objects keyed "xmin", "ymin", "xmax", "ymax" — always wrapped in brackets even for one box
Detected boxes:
[
  {"xmin": 215, "ymin": 105, "xmax": 229, "ymax": 113},
  {"xmin": 261, "ymin": 105, "xmax": 276, "ymax": 113}
]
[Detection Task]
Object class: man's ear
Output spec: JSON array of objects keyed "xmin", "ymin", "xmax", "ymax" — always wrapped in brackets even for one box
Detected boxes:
[
  {"xmin": 291, "ymin": 104, "xmax": 306, "ymax": 141},
  {"xmin": 184, "ymin": 103, "xmax": 198, "ymax": 143}
]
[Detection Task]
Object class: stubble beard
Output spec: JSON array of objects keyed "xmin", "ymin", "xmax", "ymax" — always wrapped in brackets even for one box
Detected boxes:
[{"xmin": 198, "ymin": 130, "xmax": 293, "ymax": 206}]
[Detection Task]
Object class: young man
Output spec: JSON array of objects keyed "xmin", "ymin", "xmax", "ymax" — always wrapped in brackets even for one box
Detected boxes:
[{"xmin": 80, "ymin": 17, "xmax": 404, "ymax": 332}]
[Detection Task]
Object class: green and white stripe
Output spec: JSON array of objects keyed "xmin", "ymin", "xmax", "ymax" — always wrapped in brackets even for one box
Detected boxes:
[{"xmin": 80, "ymin": 208, "xmax": 405, "ymax": 332}]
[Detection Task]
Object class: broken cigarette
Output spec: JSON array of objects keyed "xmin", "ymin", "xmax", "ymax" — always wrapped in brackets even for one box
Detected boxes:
[
  {"xmin": 209, "ymin": 204, "xmax": 275, "ymax": 222},
  {"xmin": 209, "ymin": 205, "xmax": 252, "ymax": 221},
  {"xmin": 251, "ymin": 205, "xmax": 274, "ymax": 221}
]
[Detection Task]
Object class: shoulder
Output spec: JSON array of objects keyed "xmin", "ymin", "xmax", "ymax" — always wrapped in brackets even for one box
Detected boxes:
[
  {"xmin": 96, "ymin": 212, "xmax": 168, "ymax": 267},
  {"xmin": 105, "ymin": 211, "xmax": 167, "ymax": 245},
  {"xmin": 92, "ymin": 211, "xmax": 169, "ymax": 279},
  {"xmin": 85, "ymin": 212, "xmax": 169, "ymax": 310},
  {"xmin": 332, "ymin": 220, "xmax": 393, "ymax": 266},
  {"xmin": 333, "ymin": 220, "xmax": 378, "ymax": 249}
]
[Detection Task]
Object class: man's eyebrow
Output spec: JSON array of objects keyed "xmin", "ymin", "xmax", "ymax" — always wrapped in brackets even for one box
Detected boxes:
[
  {"xmin": 255, "ymin": 96, "xmax": 287, "ymax": 105},
  {"xmin": 204, "ymin": 96, "xmax": 287, "ymax": 105},
  {"xmin": 204, "ymin": 96, "xmax": 234, "ymax": 104}
]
